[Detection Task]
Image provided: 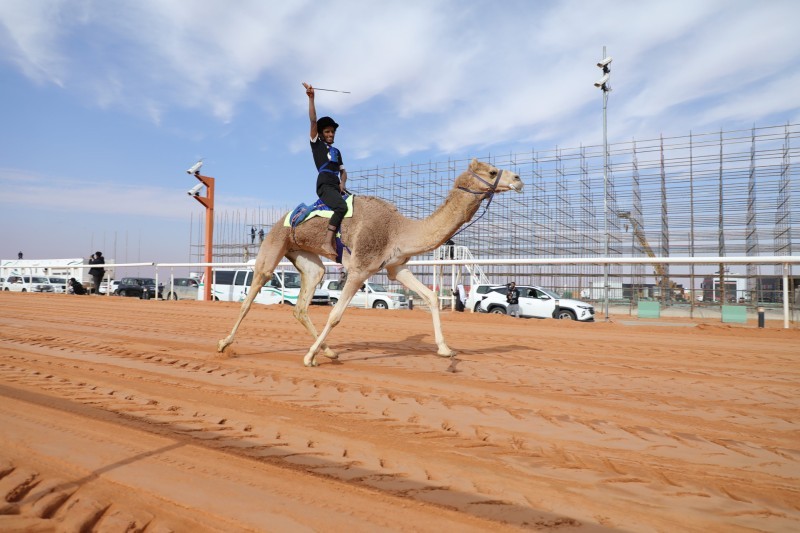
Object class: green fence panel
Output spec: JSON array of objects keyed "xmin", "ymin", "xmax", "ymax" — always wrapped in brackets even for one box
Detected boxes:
[
  {"xmin": 637, "ymin": 301, "xmax": 660, "ymax": 319},
  {"xmin": 721, "ymin": 305, "xmax": 747, "ymax": 324}
]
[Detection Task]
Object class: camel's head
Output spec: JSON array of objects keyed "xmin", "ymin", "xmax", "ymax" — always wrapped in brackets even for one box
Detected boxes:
[{"xmin": 460, "ymin": 159, "xmax": 524, "ymax": 195}]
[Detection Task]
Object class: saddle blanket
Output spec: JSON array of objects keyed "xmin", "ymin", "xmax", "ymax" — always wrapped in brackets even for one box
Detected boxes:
[{"xmin": 283, "ymin": 194, "xmax": 354, "ymax": 228}]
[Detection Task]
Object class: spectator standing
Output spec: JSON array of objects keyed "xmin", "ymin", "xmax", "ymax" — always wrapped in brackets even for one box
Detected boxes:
[
  {"xmin": 506, "ymin": 281, "xmax": 521, "ymax": 318},
  {"xmin": 250, "ymin": 226, "xmax": 256, "ymax": 244},
  {"xmin": 454, "ymin": 286, "xmax": 465, "ymax": 312},
  {"xmin": 258, "ymin": 228, "xmax": 265, "ymax": 242},
  {"xmin": 445, "ymin": 239, "xmax": 455, "ymax": 259},
  {"xmin": 88, "ymin": 251, "xmax": 105, "ymax": 294},
  {"xmin": 18, "ymin": 251, "xmax": 23, "ymax": 259}
]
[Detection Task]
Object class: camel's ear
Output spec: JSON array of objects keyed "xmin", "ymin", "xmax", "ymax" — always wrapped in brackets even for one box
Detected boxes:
[{"xmin": 469, "ymin": 158, "xmax": 479, "ymax": 170}]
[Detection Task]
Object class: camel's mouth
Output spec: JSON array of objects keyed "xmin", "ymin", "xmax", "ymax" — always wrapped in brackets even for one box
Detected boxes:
[{"xmin": 509, "ymin": 181, "xmax": 523, "ymax": 193}]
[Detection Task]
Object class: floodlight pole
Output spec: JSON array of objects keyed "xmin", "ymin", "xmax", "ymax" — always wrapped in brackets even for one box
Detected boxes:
[
  {"xmin": 595, "ymin": 45, "xmax": 611, "ymax": 322},
  {"xmin": 192, "ymin": 173, "xmax": 215, "ymax": 301},
  {"xmin": 602, "ymin": 70, "xmax": 609, "ymax": 321}
]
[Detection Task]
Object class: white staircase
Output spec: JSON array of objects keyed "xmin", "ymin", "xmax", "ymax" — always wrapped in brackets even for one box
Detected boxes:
[{"xmin": 433, "ymin": 245, "xmax": 489, "ymax": 288}]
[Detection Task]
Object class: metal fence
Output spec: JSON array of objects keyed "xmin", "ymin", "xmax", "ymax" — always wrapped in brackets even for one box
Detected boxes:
[{"xmin": 193, "ymin": 122, "xmax": 799, "ymax": 305}]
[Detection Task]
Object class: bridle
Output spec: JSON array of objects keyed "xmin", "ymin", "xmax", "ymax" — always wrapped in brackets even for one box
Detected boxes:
[
  {"xmin": 458, "ymin": 168, "xmax": 503, "ymax": 205},
  {"xmin": 452, "ymin": 168, "xmax": 504, "ymax": 238}
]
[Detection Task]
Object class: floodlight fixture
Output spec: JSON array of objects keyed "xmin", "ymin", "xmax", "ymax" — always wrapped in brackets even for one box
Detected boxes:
[
  {"xmin": 597, "ymin": 56, "xmax": 612, "ymax": 69},
  {"xmin": 187, "ymin": 160, "xmax": 203, "ymax": 175}
]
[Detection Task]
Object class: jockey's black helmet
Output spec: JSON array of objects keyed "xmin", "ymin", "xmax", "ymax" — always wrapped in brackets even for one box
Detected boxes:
[{"xmin": 317, "ymin": 116, "xmax": 339, "ymax": 132}]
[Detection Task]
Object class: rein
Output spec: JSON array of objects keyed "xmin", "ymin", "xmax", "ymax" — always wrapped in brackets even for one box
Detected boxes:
[{"xmin": 452, "ymin": 169, "xmax": 503, "ymax": 239}]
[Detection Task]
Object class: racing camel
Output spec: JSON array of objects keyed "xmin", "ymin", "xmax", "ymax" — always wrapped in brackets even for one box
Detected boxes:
[{"xmin": 217, "ymin": 159, "xmax": 523, "ymax": 366}]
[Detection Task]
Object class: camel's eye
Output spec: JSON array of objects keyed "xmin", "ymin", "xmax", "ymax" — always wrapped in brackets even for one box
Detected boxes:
[{"xmin": 489, "ymin": 170, "xmax": 498, "ymax": 176}]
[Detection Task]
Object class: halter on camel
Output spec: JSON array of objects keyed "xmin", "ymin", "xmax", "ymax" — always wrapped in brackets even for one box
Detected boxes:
[{"xmin": 452, "ymin": 168, "xmax": 504, "ymax": 238}]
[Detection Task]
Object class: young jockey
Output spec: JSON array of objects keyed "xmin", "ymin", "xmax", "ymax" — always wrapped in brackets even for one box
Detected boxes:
[{"xmin": 303, "ymin": 82, "xmax": 348, "ymax": 259}]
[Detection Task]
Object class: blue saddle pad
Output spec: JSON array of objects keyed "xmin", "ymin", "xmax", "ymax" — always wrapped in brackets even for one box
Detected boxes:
[{"xmin": 285, "ymin": 194, "xmax": 353, "ymax": 228}]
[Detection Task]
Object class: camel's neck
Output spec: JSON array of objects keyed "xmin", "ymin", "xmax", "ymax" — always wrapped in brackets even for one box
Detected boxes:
[{"xmin": 400, "ymin": 187, "xmax": 485, "ymax": 255}]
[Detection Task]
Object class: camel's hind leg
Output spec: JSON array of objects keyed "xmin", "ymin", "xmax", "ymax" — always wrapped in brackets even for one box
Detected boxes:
[
  {"xmin": 303, "ymin": 270, "xmax": 370, "ymax": 367},
  {"xmin": 388, "ymin": 265, "xmax": 454, "ymax": 357},
  {"xmin": 286, "ymin": 251, "xmax": 337, "ymax": 360},
  {"xmin": 217, "ymin": 232, "xmax": 287, "ymax": 354}
]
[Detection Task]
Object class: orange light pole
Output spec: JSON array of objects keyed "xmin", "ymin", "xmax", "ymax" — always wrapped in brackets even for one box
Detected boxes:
[{"xmin": 191, "ymin": 171, "xmax": 215, "ymax": 301}]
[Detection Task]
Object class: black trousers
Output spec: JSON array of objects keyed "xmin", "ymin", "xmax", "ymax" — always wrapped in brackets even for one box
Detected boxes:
[
  {"xmin": 91, "ymin": 273, "xmax": 103, "ymax": 294},
  {"xmin": 317, "ymin": 182, "xmax": 348, "ymax": 229}
]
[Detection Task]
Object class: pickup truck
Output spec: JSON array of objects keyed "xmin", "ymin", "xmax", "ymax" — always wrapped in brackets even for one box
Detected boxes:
[{"xmin": 320, "ymin": 279, "xmax": 409, "ymax": 310}]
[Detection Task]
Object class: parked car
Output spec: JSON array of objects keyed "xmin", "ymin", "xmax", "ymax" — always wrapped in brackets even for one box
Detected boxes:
[
  {"xmin": 321, "ymin": 279, "xmax": 409, "ymax": 309},
  {"xmin": 3, "ymin": 275, "xmax": 54, "ymax": 293},
  {"xmin": 164, "ymin": 277, "xmax": 199, "ymax": 300},
  {"xmin": 48, "ymin": 277, "xmax": 68, "ymax": 293},
  {"xmin": 98, "ymin": 279, "xmax": 120, "ymax": 295},
  {"xmin": 479, "ymin": 285, "xmax": 595, "ymax": 321},
  {"xmin": 465, "ymin": 283, "xmax": 506, "ymax": 312},
  {"xmin": 114, "ymin": 277, "xmax": 163, "ymax": 299}
]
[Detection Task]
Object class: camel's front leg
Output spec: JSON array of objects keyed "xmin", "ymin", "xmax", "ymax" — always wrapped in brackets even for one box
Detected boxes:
[
  {"xmin": 294, "ymin": 301, "xmax": 338, "ymax": 361},
  {"xmin": 303, "ymin": 273, "xmax": 368, "ymax": 367},
  {"xmin": 288, "ymin": 251, "xmax": 337, "ymax": 360},
  {"xmin": 389, "ymin": 266, "xmax": 454, "ymax": 357},
  {"xmin": 303, "ymin": 301, "xmax": 347, "ymax": 366}
]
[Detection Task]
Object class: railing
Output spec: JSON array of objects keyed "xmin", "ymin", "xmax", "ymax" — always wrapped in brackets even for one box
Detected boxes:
[
  {"xmin": 2, "ymin": 256, "xmax": 798, "ymax": 328},
  {"xmin": 416, "ymin": 256, "xmax": 799, "ymax": 329}
]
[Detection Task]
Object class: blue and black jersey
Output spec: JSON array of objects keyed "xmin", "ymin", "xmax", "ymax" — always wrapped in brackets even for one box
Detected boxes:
[{"xmin": 310, "ymin": 136, "xmax": 344, "ymax": 188}]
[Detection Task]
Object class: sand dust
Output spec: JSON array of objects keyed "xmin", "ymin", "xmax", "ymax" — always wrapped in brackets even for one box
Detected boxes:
[{"xmin": 0, "ymin": 292, "xmax": 798, "ymax": 532}]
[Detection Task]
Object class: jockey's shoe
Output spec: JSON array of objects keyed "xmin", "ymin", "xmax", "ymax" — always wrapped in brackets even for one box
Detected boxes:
[{"xmin": 321, "ymin": 241, "xmax": 338, "ymax": 260}]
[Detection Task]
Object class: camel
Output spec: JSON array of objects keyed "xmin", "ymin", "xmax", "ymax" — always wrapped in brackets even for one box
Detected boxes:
[{"xmin": 217, "ymin": 159, "xmax": 523, "ymax": 366}]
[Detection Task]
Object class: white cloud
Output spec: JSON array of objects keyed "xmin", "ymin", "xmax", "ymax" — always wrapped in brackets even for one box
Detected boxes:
[
  {"xmin": 0, "ymin": 0, "xmax": 75, "ymax": 85},
  {"xmin": 1, "ymin": 0, "xmax": 798, "ymax": 165},
  {"xmin": 0, "ymin": 168, "xmax": 272, "ymax": 219},
  {"xmin": 695, "ymin": 71, "xmax": 800, "ymax": 125},
  {"xmin": 1, "ymin": 0, "xmax": 798, "ymax": 263}
]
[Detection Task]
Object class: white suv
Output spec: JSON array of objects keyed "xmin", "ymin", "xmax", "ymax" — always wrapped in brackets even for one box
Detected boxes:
[
  {"xmin": 48, "ymin": 277, "xmax": 68, "ymax": 293},
  {"xmin": 163, "ymin": 277, "xmax": 200, "ymax": 300},
  {"xmin": 465, "ymin": 283, "xmax": 506, "ymax": 312},
  {"xmin": 98, "ymin": 280, "xmax": 121, "ymax": 295},
  {"xmin": 479, "ymin": 285, "xmax": 595, "ymax": 321},
  {"xmin": 320, "ymin": 279, "xmax": 409, "ymax": 309}
]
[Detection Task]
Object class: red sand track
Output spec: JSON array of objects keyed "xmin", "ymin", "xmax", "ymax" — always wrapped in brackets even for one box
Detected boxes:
[{"xmin": 1, "ymin": 293, "xmax": 798, "ymax": 532}]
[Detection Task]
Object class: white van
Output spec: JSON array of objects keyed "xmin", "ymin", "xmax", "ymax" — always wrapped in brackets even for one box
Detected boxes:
[
  {"xmin": 199, "ymin": 268, "xmax": 328, "ymax": 306},
  {"xmin": 3, "ymin": 275, "xmax": 54, "ymax": 293}
]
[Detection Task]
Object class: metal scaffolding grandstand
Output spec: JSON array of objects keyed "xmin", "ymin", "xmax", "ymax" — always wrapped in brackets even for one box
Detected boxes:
[{"xmin": 191, "ymin": 122, "xmax": 799, "ymax": 304}]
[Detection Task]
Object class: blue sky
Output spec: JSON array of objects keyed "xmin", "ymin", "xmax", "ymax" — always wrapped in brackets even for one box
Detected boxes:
[{"xmin": 1, "ymin": 0, "xmax": 799, "ymax": 264}]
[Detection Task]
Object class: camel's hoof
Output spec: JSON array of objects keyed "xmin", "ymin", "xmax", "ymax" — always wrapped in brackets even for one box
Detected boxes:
[
  {"xmin": 323, "ymin": 351, "xmax": 339, "ymax": 360},
  {"xmin": 437, "ymin": 349, "xmax": 456, "ymax": 358},
  {"xmin": 304, "ymin": 351, "xmax": 318, "ymax": 367},
  {"xmin": 217, "ymin": 339, "xmax": 229, "ymax": 353}
]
